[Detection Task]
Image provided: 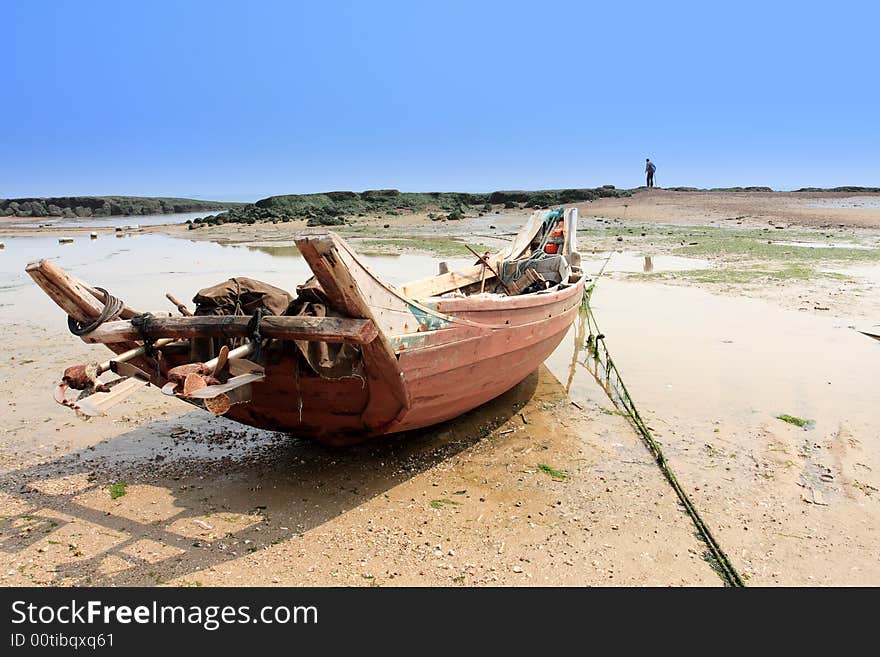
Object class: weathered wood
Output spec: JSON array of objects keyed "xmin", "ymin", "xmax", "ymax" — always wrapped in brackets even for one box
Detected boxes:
[
  {"xmin": 26, "ymin": 259, "xmax": 143, "ymax": 354},
  {"xmin": 26, "ymin": 259, "xmax": 141, "ymax": 321},
  {"xmin": 398, "ymin": 213, "xmax": 547, "ymax": 300},
  {"xmin": 166, "ymin": 293, "xmax": 193, "ymax": 316},
  {"xmin": 186, "ymin": 373, "xmax": 265, "ymax": 399},
  {"xmin": 98, "ymin": 338, "xmax": 176, "ymax": 375},
  {"xmin": 465, "ymin": 244, "xmax": 511, "ymax": 294},
  {"xmin": 401, "ymin": 262, "xmax": 500, "ymax": 300},
  {"xmin": 295, "ymin": 230, "xmax": 411, "ymax": 428},
  {"xmin": 74, "ymin": 377, "xmax": 151, "ymax": 416},
  {"xmin": 28, "ymin": 214, "xmax": 589, "ymax": 445},
  {"xmin": 26, "ymin": 261, "xmax": 104, "ymax": 323},
  {"xmin": 79, "ymin": 315, "xmax": 379, "ymax": 345}
]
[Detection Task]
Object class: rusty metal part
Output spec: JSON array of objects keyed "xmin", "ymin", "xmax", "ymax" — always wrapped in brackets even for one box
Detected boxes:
[
  {"xmin": 164, "ymin": 362, "xmax": 221, "ymax": 395},
  {"xmin": 60, "ymin": 363, "xmax": 108, "ymax": 392},
  {"xmin": 61, "ymin": 364, "xmax": 93, "ymax": 390},
  {"xmin": 204, "ymin": 394, "xmax": 233, "ymax": 415},
  {"xmin": 183, "ymin": 372, "xmax": 209, "ymax": 396}
]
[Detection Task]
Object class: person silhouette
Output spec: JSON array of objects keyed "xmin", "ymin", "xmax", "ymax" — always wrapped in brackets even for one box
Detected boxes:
[{"xmin": 645, "ymin": 158, "xmax": 656, "ymax": 188}]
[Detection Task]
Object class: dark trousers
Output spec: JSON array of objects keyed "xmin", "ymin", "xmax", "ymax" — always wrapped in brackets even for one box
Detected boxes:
[{"xmin": 646, "ymin": 172, "xmax": 654, "ymax": 187}]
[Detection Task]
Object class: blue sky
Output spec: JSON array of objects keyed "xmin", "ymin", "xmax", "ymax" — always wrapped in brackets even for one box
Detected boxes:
[{"xmin": 2, "ymin": 0, "xmax": 878, "ymax": 200}]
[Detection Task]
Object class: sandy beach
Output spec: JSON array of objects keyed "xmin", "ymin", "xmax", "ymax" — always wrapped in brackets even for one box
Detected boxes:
[{"xmin": 2, "ymin": 189, "xmax": 879, "ymax": 586}]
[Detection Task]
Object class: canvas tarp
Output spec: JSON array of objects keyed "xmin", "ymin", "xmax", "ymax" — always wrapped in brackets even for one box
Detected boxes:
[
  {"xmin": 285, "ymin": 278, "xmax": 364, "ymax": 379},
  {"xmin": 192, "ymin": 277, "xmax": 293, "ymax": 317}
]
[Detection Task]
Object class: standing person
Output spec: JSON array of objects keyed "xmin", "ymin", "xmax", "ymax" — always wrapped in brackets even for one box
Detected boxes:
[{"xmin": 645, "ymin": 158, "xmax": 656, "ymax": 188}]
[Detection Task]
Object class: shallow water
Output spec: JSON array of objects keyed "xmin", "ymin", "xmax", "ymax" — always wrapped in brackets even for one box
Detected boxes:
[
  {"xmin": 545, "ymin": 277, "xmax": 878, "ymax": 457},
  {"xmin": 580, "ymin": 250, "xmax": 710, "ymax": 274},
  {"xmin": 0, "ymin": 232, "xmax": 471, "ymax": 322},
  {"xmin": 7, "ymin": 211, "xmax": 210, "ymax": 229},
  {"xmin": 771, "ymin": 240, "xmax": 875, "ymax": 250},
  {"xmin": 807, "ymin": 197, "xmax": 880, "ymax": 210},
  {"xmin": 3, "ymin": 230, "xmax": 874, "ymax": 436},
  {"xmin": 823, "ymin": 262, "xmax": 880, "ymax": 285}
]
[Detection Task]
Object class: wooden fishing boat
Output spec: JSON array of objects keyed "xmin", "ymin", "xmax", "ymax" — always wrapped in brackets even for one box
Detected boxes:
[{"xmin": 27, "ymin": 209, "xmax": 589, "ymax": 445}]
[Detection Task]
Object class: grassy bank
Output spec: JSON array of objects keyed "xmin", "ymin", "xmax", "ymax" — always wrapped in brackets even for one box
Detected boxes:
[
  {"xmin": 575, "ymin": 219, "xmax": 880, "ymax": 286},
  {"xmin": 189, "ymin": 186, "xmax": 631, "ymax": 227}
]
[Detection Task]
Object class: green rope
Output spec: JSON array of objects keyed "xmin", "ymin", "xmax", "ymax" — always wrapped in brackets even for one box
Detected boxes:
[{"xmin": 580, "ymin": 285, "xmax": 745, "ymax": 587}]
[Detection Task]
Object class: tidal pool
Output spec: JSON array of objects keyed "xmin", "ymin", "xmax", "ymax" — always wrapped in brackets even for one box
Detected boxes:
[
  {"xmin": 0, "ymin": 232, "xmax": 471, "ymax": 322},
  {"xmin": 7, "ymin": 211, "xmax": 211, "ymax": 229}
]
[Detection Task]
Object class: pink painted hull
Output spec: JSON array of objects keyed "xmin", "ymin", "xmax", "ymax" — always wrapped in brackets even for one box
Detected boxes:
[
  {"xmin": 224, "ymin": 274, "xmax": 587, "ymax": 443},
  {"xmin": 28, "ymin": 216, "xmax": 588, "ymax": 445}
]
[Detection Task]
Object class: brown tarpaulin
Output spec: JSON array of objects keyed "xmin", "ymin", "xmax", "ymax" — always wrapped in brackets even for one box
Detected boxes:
[
  {"xmin": 189, "ymin": 276, "xmax": 363, "ymax": 379},
  {"xmin": 192, "ymin": 277, "xmax": 293, "ymax": 317},
  {"xmin": 189, "ymin": 277, "xmax": 294, "ymax": 361},
  {"xmin": 286, "ymin": 278, "xmax": 364, "ymax": 379}
]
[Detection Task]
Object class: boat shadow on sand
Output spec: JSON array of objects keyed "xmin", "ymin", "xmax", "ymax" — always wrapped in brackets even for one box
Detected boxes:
[{"xmin": 0, "ymin": 370, "xmax": 541, "ymax": 586}]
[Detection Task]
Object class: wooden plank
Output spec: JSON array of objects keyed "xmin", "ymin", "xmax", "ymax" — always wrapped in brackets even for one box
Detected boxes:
[
  {"xmin": 294, "ymin": 230, "xmax": 411, "ymax": 428},
  {"xmin": 26, "ymin": 259, "xmax": 141, "ymax": 320},
  {"xmin": 26, "ymin": 259, "xmax": 143, "ymax": 353},
  {"xmin": 401, "ymin": 262, "xmax": 500, "ymax": 300},
  {"xmin": 185, "ymin": 373, "xmax": 265, "ymax": 399},
  {"xmin": 79, "ymin": 315, "xmax": 379, "ymax": 345},
  {"xmin": 74, "ymin": 377, "xmax": 151, "ymax": 416}
]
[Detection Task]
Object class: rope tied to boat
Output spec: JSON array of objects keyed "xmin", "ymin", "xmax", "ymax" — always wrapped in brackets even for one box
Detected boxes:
[
  {"xmin": 130, "ymin": 312, "xmax": 162, "ymax": 379},
  {"xmin": 67, "ymin": 287, "xmax": 123, "ymax": 336},
  {"xmin": 247, "ymin": 308, "xmax": 265, "ymax": 361},
  {"xmin": 580, "ymin": 286, "xmax": 745, "ymax": 587}
]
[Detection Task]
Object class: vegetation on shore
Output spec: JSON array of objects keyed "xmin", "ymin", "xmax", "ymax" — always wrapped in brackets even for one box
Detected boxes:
[
  {"xmin": 776, "ymin": 414, "xmax": 814, "ymax": 429},
  {"xmin": 356, "ymin": 237, "xmax": 495, "ymax": 257},
  {"xmin": 577, "ymin": 220, "xmax": 878, "ymax": 287},
  {"xmin": 0, "ymin": 196, "xmax": 241, "ymax": 219},
  {"xmin": 189, "ymin": 186, "xmax": 631, "ymax": 227}
]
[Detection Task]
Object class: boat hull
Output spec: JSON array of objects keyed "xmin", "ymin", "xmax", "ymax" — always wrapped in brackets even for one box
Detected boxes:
[
  {"xmin": 222, "ymin": 275, "xmax": 587, "ymax": 444},
  {"xmin": 27, "ymin": 209, "xmax": 589, "ymax": 446}
]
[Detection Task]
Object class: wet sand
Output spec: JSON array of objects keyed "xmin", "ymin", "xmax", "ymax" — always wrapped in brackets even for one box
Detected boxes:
[
  {"xmin": 2, "ymin": 189, "xmax": 879, "ymax": 586},
  {"xmin": 578, "ymin": 188, "xmax": 880, "ymax": 229}
]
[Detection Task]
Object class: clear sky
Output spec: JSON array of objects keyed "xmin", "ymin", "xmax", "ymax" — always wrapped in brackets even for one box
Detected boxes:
[{"xmin": 3, "ymin": 0, "xmax": 878, "ymax": 200}]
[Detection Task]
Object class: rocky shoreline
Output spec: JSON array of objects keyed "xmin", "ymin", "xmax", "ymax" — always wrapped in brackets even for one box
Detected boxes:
[{"xmin": 0, "ymin": 196, "xmax": 241, "ymax": 219}]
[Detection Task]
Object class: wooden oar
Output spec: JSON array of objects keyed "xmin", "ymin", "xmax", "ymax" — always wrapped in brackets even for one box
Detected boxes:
[
  {"xmin": 166, "ymin": 293, "xmax": 193, "ymax": 316},
  {"xmin": 73, "ymin": 376, "xmax": 151, "ymax": 417}
]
